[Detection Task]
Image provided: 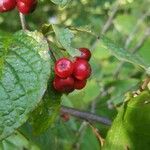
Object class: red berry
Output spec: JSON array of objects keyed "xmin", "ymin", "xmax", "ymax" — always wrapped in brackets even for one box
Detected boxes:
[
  {"xmin": 60, "ymin": 113, "xmax": 70, "ymax": 122},
  {"xmin": 17, "ymin": 0, "xmax": 37, "ymax": 14},
  {"xmin": 73, "ymin": 59, "xmax": 91, "ymax": 80},
  {"xmin": 74, "ymin": 79, "xmax": 87, "ymax": 90},
  {"xmin": 76, "ymin": 48, "xmax": 91, "ymax": 61},
  {"xmin": 0, "ymin": 0, "xmax": 16, "ymax": 13},
  {"xmin": 54, "ymin": 58, "xmax": 74, "ymax": 78},
  {"xmin": 53, "ymin": 76, "xmax": 75, "ymax": 93}
]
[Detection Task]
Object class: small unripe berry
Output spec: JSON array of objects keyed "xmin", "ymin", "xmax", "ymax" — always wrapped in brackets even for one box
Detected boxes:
[
  {"xmin": 53, "ymin": 76, "xmax": 75, "ymax": 93},
  {"xmin": 17, "ymin": 0, "xmax": 37, "ymax": 14},
  {"xmin": 73, "ymin": 59, "xmax": 91, "ymax": 80},
  {"xmin": 60, "ymin": 113, "xmax": 70, "ymax": 122},
  {"xmin": 54, "ymin": 58, "xmax": 74, "ymax": 78},
  {"xmin": 76, "ymin": 48, "xmax": 91, "ymax": 61},
  {"xmin": 0, "ymin": 0, "xmax": 16, "ymax": 13},
  {"xmin": 74, "ymin": 79, "xmax": 87, "ymax": 90}
]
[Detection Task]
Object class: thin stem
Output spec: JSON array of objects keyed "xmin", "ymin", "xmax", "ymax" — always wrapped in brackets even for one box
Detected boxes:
[
  {"xmin": 61, "ymin": 106, "xmax": 112, "ymax": 126},
  {"xmin": 19, "ymin": 12, "xmax": 27, "ymax": 30},
  {"xmin": 88, "ymin": 123, "xmax": 105, "ymax": 146}
]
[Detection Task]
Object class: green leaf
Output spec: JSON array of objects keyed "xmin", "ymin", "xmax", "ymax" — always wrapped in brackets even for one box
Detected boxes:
[
  {"xmin": 50, "ymin": 0, "xmax": 71, "ymax": 7},
  {"xmin": 49, "ymin": 41, "xmax": 69, "ymax": 60},
  {"xmin": 40, "ymin": 24, "xmax": 53, "ymax": 35},
  {"xmin": 103, "ymin": 90, "xmax": 150, "ymax": 150},
  {"xmin": 62, "ymin": 80, "xmax": 100, "ymax": 109},
  {"xmin": 68, "ymin": 25, "xmax": 96, "ymax": 37},
  {"xmin": 0, "ymin": 131, "xmax": 39, "ymax": 150},
  {"xmin": 0, "ymin": 31, "xmax": 51, "ymax": 140},
  {"xmin": 29, "ymin": 86, "xmax": 61, "ymax": 135},
  {"xmin": 109, "ymin": 79, "xmax": 139, "ymax": 105},
  {"xmin": 52, "ymin": 25, "xmax": 80, "ymax": 57},
  {"xmin": 29, "ymin": 48, "xmax": 62, "ymax": 134},
  {"xmin": 113, "ymin": 14, "xmax": 137, "ymax": 35},
  {"xmin": 100, "ymin": 36, "xmax": 149, "ymax": 70},
  {"xmin": 20, "ymin": 115, "xmax": 79, "ymax": 150},
  {"xmin": 146, "ymin": 67, "xmax": 150, "ymax": 75}
]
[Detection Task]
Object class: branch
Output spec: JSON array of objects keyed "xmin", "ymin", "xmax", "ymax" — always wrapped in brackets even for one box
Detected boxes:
[
  {"xmin": 19, "ymin": 12, "xmax": 27, "ymax": 30},
  {"xmin": 61, "ymin": 106, "xmax": 112, "ymax": 126}
]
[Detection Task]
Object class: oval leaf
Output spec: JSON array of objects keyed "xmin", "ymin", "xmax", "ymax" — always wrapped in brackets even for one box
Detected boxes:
[{"xmin": 0, "ymin": 31, "xmax": 51, "ymax": 140}]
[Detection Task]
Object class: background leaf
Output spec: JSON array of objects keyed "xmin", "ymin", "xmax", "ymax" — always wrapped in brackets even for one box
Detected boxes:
[{"xmin": 29, "ymin": 83, "xmax": 61, "ymax": 135}]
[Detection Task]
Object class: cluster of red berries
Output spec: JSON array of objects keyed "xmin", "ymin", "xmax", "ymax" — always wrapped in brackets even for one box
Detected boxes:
[
  {"xmin": 0, "ymin": 0, "xmax": 37, "ymax": 14},
  {"xmin": 53, "ymin": 48, "xmax": 92, "ymax": 93}
]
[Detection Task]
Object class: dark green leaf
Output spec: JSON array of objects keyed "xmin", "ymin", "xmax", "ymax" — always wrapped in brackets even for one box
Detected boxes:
[
  {"xmin": 40, "ymin": 24, "xmax": 53, "ymax": 35},
  {"xmin": 30, "ymin": 86, "xmax": 61, "ymax": 135},
  {"xmin": 0, "ymin": 31, "xmax": 51, "ymax": 140}
]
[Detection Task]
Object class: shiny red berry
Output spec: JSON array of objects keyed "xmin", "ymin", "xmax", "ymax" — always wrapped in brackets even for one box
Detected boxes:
[
  {"xmin": 76, "ymin": 48, "xmax": 91, "ymax": 61},
  {"xmin": 0, "ymin": 0, "xmax": 16, "ymax": 13},
  {"xmin": 17, "ymin": 0, "xmax": 37, "ymax": 14},
  {"xmin": 73, "ymin": 59, "xmax": 91, "ymax": 80},
  {"xmin": 53, "ymin": 76, "xmax": 75, "ymax": 93},
  {"xmin": 74, "ymin": 79, "xmax": 87, "ymax": 90},
  {"xmin": 54, "ymin": 58, "xmax": 74, "ymax": 78}
]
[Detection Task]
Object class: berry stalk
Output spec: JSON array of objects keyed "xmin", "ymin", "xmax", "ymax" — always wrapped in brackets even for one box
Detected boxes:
[{"xmin": 19, "ymin": 12, "xmax": 27, "ymax": 30}]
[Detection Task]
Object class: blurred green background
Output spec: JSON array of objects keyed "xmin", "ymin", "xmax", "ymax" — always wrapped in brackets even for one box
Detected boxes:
[{"xmin": 0, "ymin": 0, "xmax": 150, "ymax": 149}]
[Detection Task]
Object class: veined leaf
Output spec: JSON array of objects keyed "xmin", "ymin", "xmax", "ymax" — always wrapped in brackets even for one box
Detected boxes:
[{"xmin": 0, "ymin": 31, "xmax": 51, "ymax": 140}]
